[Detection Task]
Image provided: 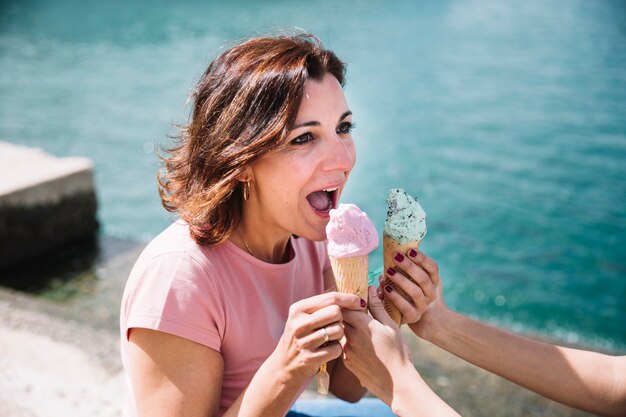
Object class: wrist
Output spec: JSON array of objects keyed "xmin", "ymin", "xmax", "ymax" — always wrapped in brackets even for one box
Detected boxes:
[
  {"xmin": 411, "ymin": 304, "xmax": 454, "ymax": 343},
  {"xmin": 424, "ymin": 308, "xmax": 466, "ymax": 351},
  {"xmin": 388, "ymin": 366, "xmax": 425, "ymax": 415},
  {"xmin": 390, "ymin": 366, "xmax": 458, "ymax": 417},
  {"xmin": 232, "ymin": 350, "xmax": 308, "ymax": 417},
  {"xmin": 263, "ymin": 347, "xmax": 308, "ymax": 390}
]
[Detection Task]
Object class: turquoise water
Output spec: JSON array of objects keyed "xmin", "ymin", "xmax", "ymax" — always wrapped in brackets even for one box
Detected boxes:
[{"xmin": 1, "ymin": 0, "xmax": 625, "ymax": 351}]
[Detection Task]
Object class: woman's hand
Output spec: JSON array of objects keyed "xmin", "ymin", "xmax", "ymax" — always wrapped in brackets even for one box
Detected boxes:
[
  {"xmin": 271, "ymin": 291, "xmax": 366, "ymax": 382},
  {"xmin": 227, "ymin": 292, "xmax": 366, "ymax": 416},
  {"xmin": 381, "ymin": 249, "xmax": 448, "ymax": 337},
  {"xmin": 341, "ymin": 286, "xmax": 415, "ymax": 405}
]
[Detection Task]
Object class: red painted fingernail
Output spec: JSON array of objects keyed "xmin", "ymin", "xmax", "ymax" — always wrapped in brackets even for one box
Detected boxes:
[
  {"xmin": 394, "ymin": 253, "xmax": 405, "ymax": 262},
  {"xmin": 385, "ymin": 285, "xmax": 393, "ymax": 293},
  {"xmin": 409, "ymin": 249, "xmax": 418, "ymax": 257},
  {"xmin": 386, "ymin": 267, "xmax": 396, "ymax": 276},
  {"xmin": 360, "ymin": 299, "xmax": 366, "ymax": 308}
]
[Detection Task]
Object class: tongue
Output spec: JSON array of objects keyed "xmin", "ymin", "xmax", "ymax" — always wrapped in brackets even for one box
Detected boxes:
[{"xmin": 307, "ymin": 191, "xmax": 332, "ymax": 212}]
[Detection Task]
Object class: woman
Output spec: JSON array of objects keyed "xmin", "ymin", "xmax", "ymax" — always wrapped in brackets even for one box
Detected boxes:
[{"xmin": 119, "ymin": 33, "xmax": 421, "ymax": 417}]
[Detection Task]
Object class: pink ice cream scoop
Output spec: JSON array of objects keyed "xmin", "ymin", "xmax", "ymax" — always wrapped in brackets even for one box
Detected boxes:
[{"xmin": 326, "ymin": 203, "xmax": 379, "ymax": 258}]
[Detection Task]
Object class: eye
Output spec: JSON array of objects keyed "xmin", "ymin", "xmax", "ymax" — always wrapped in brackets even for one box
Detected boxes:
[
  {"xmin": 337, "ymin": 121, "xmax": 355, "ymax": 135},
  {"xmin": 290, "ymin": 132, "xmax": 313, "ymax": 145}
]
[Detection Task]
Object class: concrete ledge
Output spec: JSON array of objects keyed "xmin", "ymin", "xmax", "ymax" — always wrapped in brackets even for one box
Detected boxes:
[{"xmin": 0, "ymin": 141, "xmax": 98, "ymax": 270}]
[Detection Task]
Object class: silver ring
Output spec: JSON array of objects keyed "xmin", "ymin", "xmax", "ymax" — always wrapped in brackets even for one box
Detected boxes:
[{"xmin": 321, "ymin": 327, "xmax": 330, "ymax": 343}]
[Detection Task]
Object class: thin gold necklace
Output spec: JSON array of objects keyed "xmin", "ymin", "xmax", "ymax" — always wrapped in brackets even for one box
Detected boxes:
[
  {"xmin": 237, "ymin": 229, "xmax": 292, "ymax": 263},
  {"xmin": 237, "ymin": 229, "xmax": 254, "ymax": 257}
]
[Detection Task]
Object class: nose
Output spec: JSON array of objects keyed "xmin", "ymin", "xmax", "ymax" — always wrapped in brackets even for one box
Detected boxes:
[{"xmin": 322, "ymin": 133, "xmax": 355, "ymax": 172}]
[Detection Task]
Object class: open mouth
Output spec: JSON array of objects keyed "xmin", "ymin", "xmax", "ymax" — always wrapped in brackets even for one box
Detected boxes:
[{"xmin": 306, "ymin": 187, "xmax": 338, "ymax": 215}]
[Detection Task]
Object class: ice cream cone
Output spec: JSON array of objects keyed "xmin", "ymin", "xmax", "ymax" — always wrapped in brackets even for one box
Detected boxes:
[
  {"xmin": 323, "ymin": 203, "xmax": 378, "ymax": 395},
  {"xmin": 330, "ymin": 255, "xmax": 369, "ymax": 303},
  {"xmin": 383, "ymin": 234, "xmax": 420, "ymax": 325}
]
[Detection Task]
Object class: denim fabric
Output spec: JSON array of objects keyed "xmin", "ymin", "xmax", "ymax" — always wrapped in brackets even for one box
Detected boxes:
[{"xmin": 287, "ymin": 398, "xmax": 395, "ymax": 417}]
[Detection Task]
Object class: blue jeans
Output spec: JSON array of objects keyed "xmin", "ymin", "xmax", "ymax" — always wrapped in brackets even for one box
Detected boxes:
[{"xmin": 287, "ymin": 398, "xmax": 395, "ymax": 417}]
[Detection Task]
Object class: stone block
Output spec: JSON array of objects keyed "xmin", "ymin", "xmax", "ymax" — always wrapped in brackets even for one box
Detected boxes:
[{"xmin": 0, "ymin": 141, "xmax": 99, "ymax": 271}]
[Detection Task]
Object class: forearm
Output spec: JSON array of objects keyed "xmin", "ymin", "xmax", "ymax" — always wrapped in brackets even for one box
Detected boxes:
[
  {"xmin": 224, "ymin": 354, "xmax": 306, "ymax": 417},
  {"xmin": 390, "ymin": 365, "xmax": 460, "ymax": 417},
  {"xmin": 424, "ymin": 308, "xmax": 626, "ymax": 416}
]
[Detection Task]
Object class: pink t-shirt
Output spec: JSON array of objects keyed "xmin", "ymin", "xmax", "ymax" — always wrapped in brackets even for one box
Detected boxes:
[{"xmin": 120, "ymin": 220, "xmax": 329, "ymax": 415}]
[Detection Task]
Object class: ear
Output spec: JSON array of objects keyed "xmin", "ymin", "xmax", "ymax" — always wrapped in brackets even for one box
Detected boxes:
[{"xmin": 236, "ymin": 167, "xmax": 253, "ymax": 183}]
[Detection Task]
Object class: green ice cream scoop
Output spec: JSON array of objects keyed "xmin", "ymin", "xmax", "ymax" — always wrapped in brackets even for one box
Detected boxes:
[{"xmin": 383, "ymin": 188, "xmax": 427, "ymax": 245}]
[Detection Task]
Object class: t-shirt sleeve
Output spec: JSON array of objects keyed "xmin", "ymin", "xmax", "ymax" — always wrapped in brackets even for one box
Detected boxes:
[{"xmin": 123, "ymin": 251, "xmax": 225, "ymax": 352}]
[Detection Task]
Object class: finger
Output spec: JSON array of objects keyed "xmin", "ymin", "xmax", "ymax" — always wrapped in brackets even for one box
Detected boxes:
[
  {"xmin": 296, "ymin": 342, "xmax": 343, "ymax": 372},
  {"xmin": 406, "ymin": 250, "xmax": 441, "ymax": 287},
  {"xmin": 391, "ymin": 254, "xmax": 437, "ymax": 300},
  {"xmin": 378, "ymin": 275, "xmax": 385, "ymax": 300},
  {"xmin": 318, "ymin": 323, "xmax": 344, "ymax": 345},
  {"xmin": 298, "ymin": 322, "xmax": 344, "ymax": 349},
  {"xmin": 383, "ymin": 284, "xmax": 423, "ymax": 324},
  {"xmin": 294, "ymin": 292, "xmax": 365, "ymax": 315},
  {"xmin": 342, "ymin": 308, "xmax": 370, "ymax": 328},
  {"xmin": 366, "ymin": 286, "xmax": 397, "ymax": 328},
  {"xmin": 409, "ymin": 292, "xmax": 429, "ymax": 323},
  {"xmin": 377, "ymin": 285, "xmax": 384, "ymax": 301},
  {"xmin": 306, "ymin": 304, "xmax": 343, "ymax": 331},
  {"xmin": 386, "ymin": 267, "xmax": 433, "ymax": 305},
  {"xmin": 312, "ymin": 341, "xmax": 343, "ymax": 363},
  {"xmin": 287, "ymin": 303, "xmax": 339, "ymax": 339},
  {"xmin": 291, "ymin": 303, "xmax": 343, "ymax": 338}
]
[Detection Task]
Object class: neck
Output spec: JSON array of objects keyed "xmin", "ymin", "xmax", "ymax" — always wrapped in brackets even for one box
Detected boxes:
[{"xmin": 233, "ymin": 217, "xmax": 291, "ymax": 264}]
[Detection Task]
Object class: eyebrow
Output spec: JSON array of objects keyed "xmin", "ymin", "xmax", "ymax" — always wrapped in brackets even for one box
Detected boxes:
[{"xmin": 293, "ymin": 111, "xmax": 353, "ymax": 129}]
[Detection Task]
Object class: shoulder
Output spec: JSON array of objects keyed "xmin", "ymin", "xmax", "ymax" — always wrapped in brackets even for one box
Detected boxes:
[
  {"xmin": 124, "ymin": 222, "xmax": 233, "ymax": 308},
  {"xmin": 139, "ymin": 220, "xmax": 201, "ymax": 260},
  {"xmin": 132, "ymin": 221, "xmax": 227, "ymax": 276}
]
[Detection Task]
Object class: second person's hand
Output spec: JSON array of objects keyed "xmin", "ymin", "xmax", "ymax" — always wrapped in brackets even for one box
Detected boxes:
[
  {"xmin": 342, "ymin": 286, "xmax": 416, "ymax": 406},
  {"xmin": 342, "ymin": 286, "xmax": 461, "ymax": 417},
  {"xmin": 381, "ymin": 249, "xmax": 446, "ymax": 331}
]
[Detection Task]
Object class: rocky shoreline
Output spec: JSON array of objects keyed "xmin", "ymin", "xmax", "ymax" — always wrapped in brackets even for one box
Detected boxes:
[{"xmin": 0, "ymin": 239, "xmax": 596, "ymax": 417}]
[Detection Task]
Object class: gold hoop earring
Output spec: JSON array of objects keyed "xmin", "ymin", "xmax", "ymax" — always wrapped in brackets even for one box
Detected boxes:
[{"xmin": 243, "ymin": 181, "xmax": 250, "ymax": 201}]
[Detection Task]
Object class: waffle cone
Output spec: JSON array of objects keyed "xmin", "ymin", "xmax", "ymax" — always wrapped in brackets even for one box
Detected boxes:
[
  {"xmin": 329, "ymin": 256, "xmax": 369, "ymax": 303},
  {"xmin": 383, "ymin": 234, "xmax": 421, "ymax": 325}
]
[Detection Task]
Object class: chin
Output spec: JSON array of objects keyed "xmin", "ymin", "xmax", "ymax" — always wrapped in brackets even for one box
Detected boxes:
[{"xmin": 296, "ymin": 224, "xmax": 329, "ymax": 242}]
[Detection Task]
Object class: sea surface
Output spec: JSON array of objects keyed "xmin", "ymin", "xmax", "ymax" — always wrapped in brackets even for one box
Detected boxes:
[{"xmin": 1, "ymin": 0, "xmax": 625, "ymax": 352}]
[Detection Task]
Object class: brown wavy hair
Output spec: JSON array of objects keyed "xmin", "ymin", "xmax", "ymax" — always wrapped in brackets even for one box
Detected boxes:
[{"xmin": 158, "ymin": 33, "xmax": 346, "ymax": 246}]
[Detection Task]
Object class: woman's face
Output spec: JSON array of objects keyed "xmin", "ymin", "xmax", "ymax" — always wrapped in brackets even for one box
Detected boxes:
[{"xmin": 248, "ymin": 72, "xmax": 356, "ymax": 241}]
